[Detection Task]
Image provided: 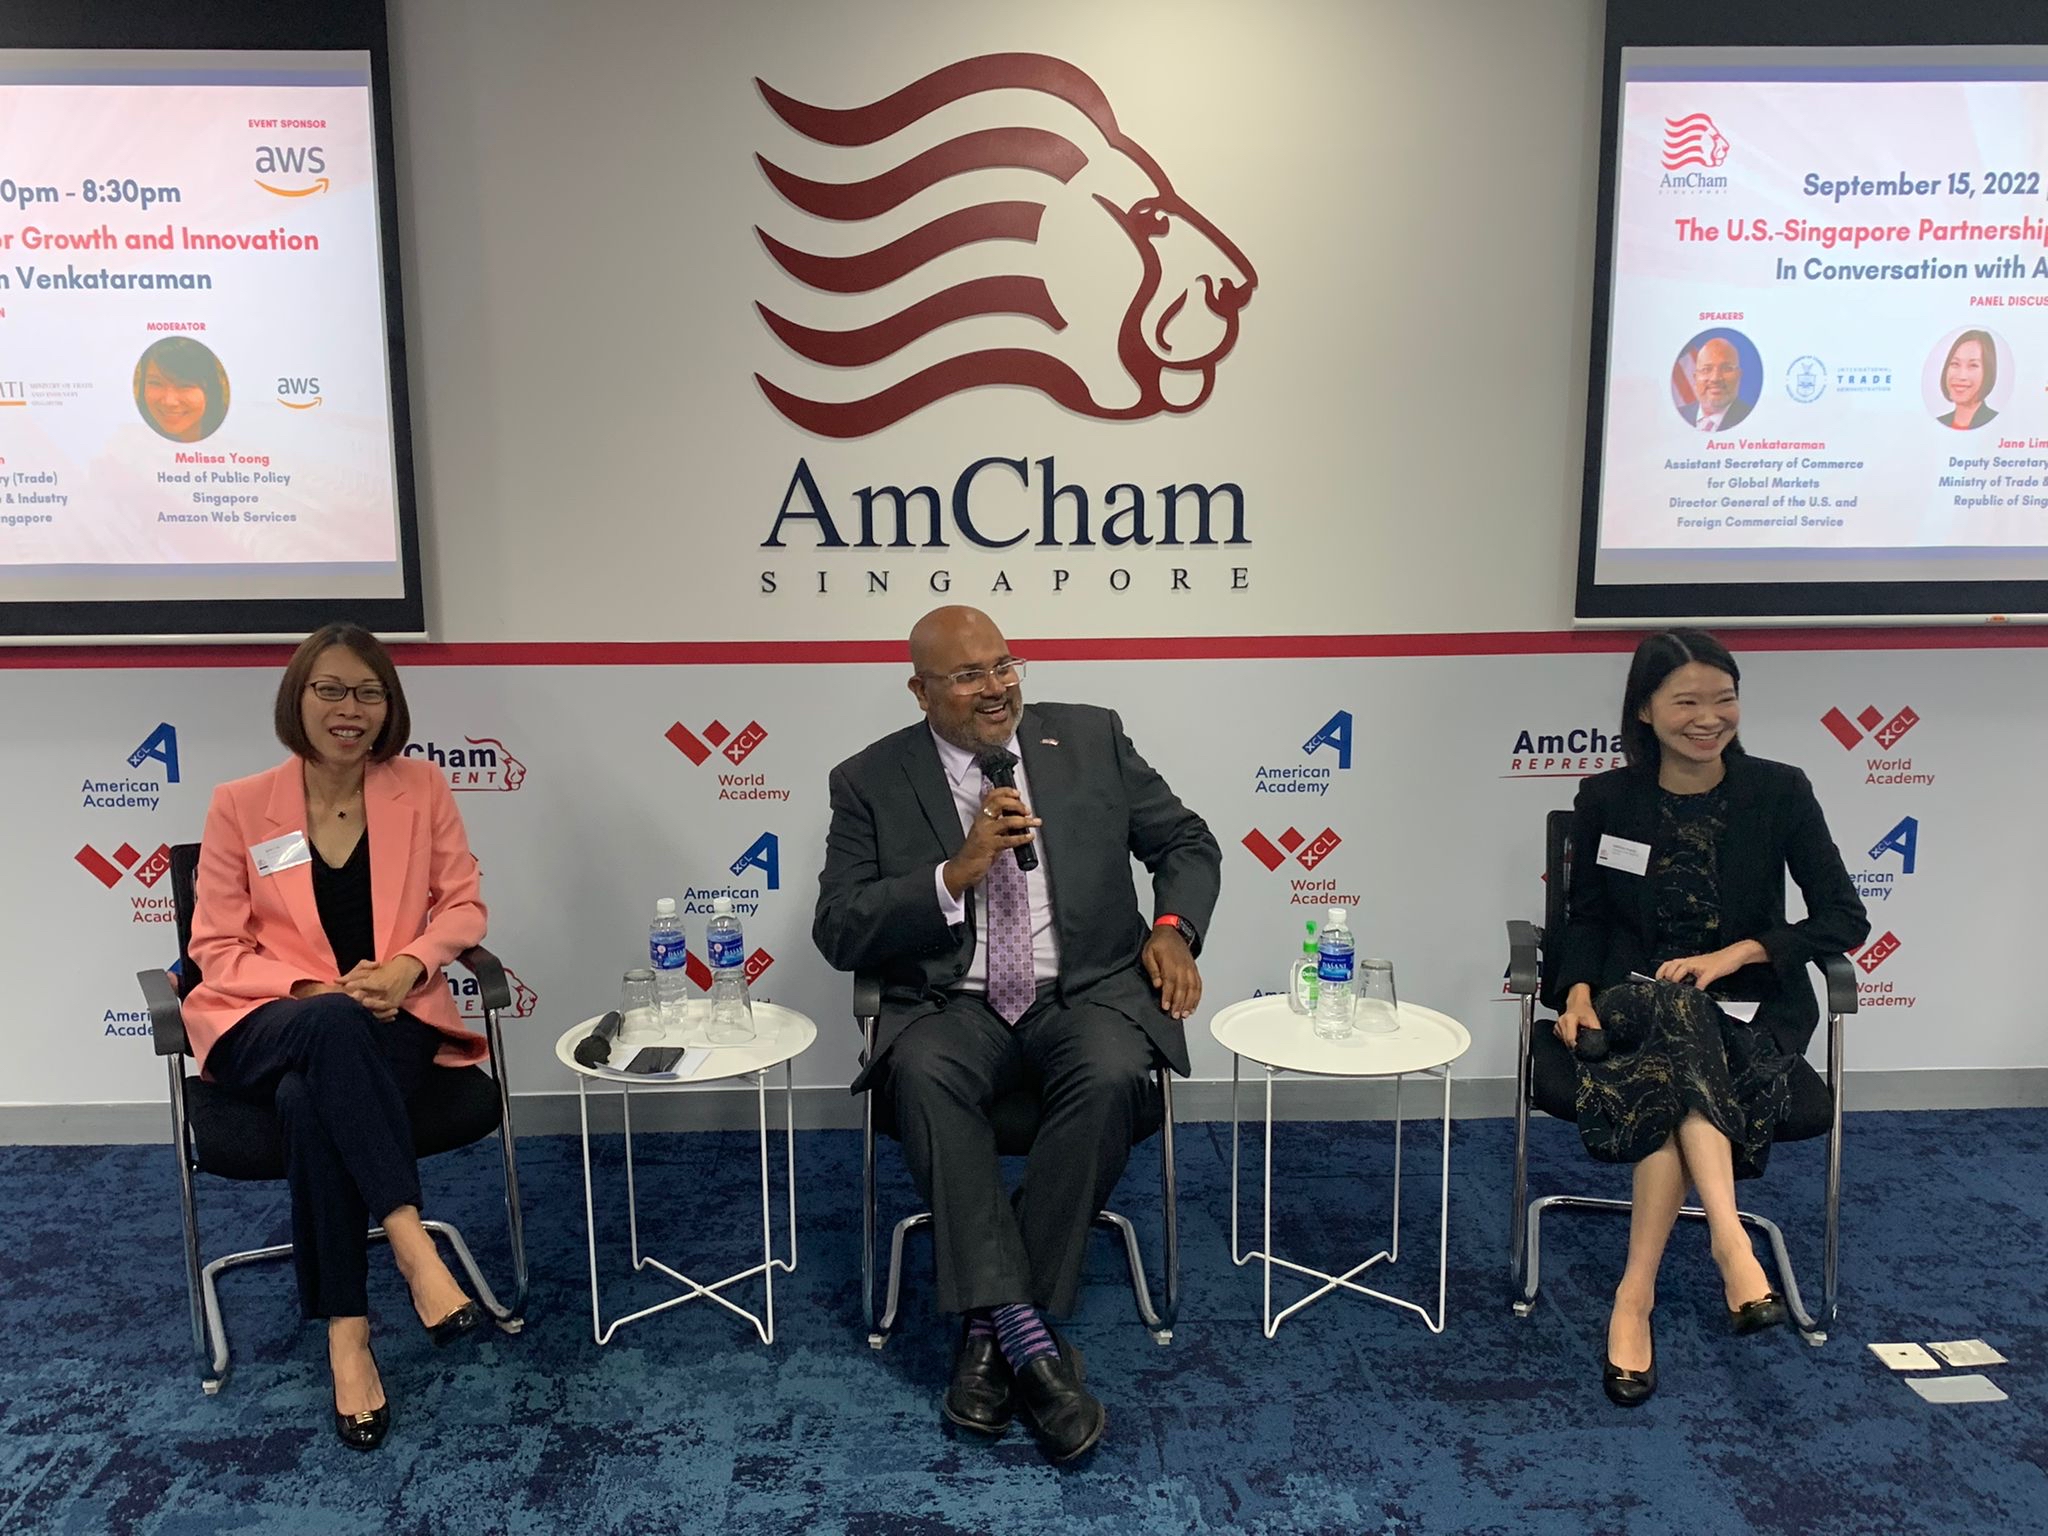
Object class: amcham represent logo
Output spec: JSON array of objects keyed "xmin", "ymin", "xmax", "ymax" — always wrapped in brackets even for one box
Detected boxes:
[
  {"xmin": 754, "ymin": 53, "xmax": 1257, "ymax": 437},
  {"xmin": 1503, "ymin": 725, "xmax": 1626, "ymax": 779},
  {"xmin": 1661, "ymin": 113, "xmax": 1729, "ymax": 171},
  {"xmin": 404, "ymin": 736, "xmax": 527, "ymax": 792},
  {"xmin": 448, "ymin": 967, "xmax": 538, "ymax": 1020}
]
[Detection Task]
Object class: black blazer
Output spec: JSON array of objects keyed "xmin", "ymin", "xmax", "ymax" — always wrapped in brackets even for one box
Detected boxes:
[
  {"xmin": 1686, "ymin": 395, "xmax": 1753, "ymax": 431},
  {"xmin": 1551, "ymin": 754, "xmax": 1869, "ymax": 1054},
  {"xmin": 814, "ymin": 701, "xmax": 1221, "ymax": 1090}
]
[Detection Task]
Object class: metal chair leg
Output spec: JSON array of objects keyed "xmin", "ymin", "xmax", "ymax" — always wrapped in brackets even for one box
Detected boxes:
[
  {"xmin": 864, "ymin": 1086, "xmax": 882, "ymax": 1347},
  {"xmin": 168, "ymin": 1059, "xmax": 215, "ymax": 1389},
  {"xmin": 1820, "ymin": 1008, "xmax": 1845, "ymax": 1343},
  {"xmin": 1509, "ymin": 997, "xmax": 1534, "ymax": 1311},
  {"xmin": 1159, "ymin": 1069, "xmax": 1179, "ymax": 1343},
  {"xmin": 876, "ymin": 1212, "xmax": 929, "ymax": 1340},
  {"xmin": 485, "ymin": 1009, "xmax": 529, "ymax": 1331}
]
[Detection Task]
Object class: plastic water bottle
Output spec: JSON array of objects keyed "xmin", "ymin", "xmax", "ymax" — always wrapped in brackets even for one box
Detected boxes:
[
  {"xmin": 706, "ymin": 897, "xmax": 753, "ymax": 1044},
  {"xmin": 1312, "ymin": 906, "xmax": 1356, "ymax": 1040},
  {"xmin": 1286, "ymin": 917, "xmax": 1321, "ymax": 1015},
  {"xmin": 649, "ymin": 898, "xmax": 689, "ymax": 1027}
]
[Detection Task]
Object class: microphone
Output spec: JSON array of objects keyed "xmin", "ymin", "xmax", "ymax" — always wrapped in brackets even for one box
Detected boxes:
[
  {"xmin": 976, "ymin": 748, "xmax": 1038, "ymax": 871},
  {"xmin": 574, "ymin": 1009, "xmax": 624, "ymax": 1067}
]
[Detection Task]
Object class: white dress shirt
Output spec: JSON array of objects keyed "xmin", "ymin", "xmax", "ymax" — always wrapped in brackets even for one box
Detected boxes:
[
  {"xmin": 929, "ymin": 727, "xmax": 1061, "ymax": 988},
  {"xmin": 1696, "ymin": 407, "xmax": 1726, "ymax": 432}
]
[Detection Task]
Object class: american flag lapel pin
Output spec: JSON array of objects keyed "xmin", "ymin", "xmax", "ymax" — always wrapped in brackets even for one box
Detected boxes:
[{"xmin": 1040, "ymin": 737, "xmax": 1059, "ymax": 746}]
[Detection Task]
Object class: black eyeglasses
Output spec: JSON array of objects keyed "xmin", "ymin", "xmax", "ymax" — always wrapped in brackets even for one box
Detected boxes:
[{"xmin": 307, "ymin": 680, "xmax": 389, "ymax": 706}]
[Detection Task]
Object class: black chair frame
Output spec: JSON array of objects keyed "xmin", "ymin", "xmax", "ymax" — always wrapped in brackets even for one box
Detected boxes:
[
  {"xmin": 854, "ymin": 974, "xmax": 1179, "ymax": 1348},
  {"xmin": 1504, "ymin": 809, "xmax": 1856, "ymax": 1344},
  {"xmin": 138, "ymin": 842, "xmax": 529, "ymax": 1394}
]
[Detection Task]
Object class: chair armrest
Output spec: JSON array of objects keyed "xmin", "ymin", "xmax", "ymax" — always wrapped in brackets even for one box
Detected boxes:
[
  {"xmin": 137, "ymin": 968, "xmax": 189, "ymax": 1057},
  {"xmin": 1818, "ymin": 951, "xmax": 1857, "ymax": 1016},
  {"xmin": 853, "ymin": 970, "xmax": 882, "ymax": 1023},
  {"xmin": 1505, "ymin": 921, "xmax": 1542, "ymax": 999},
  {"xmin": 456, "ymin": 945, "xmax": 512, "ymax": 1013}
]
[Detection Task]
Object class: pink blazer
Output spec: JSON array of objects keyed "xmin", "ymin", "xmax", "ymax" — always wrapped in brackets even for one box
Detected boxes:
[{"xmin": 185, "ymin": 755, "xmax": 489, "ymax": 1075}]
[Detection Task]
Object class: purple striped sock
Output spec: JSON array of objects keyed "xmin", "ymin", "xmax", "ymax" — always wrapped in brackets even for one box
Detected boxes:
[
  {"xmin": 965, "ymin": 1309, "xmax": 995, "ymax": 1339},
  {"xmin": 991, "ymin": 1303, "xmax": 1057, "ymax": 1371}
]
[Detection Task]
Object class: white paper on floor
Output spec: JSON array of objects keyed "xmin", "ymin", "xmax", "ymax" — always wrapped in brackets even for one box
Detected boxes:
[
  {"xmin": 1907, "ymin": 1374, "xmax": 2009, "ymax": 1404},
  {"xmin": 1928, "ymin": 1339, "xmax": 2007, "ymax": 1368},
  {"xmin": 1869, "ymin": 1342, "xmax": 1940, "ymax": 1371}
]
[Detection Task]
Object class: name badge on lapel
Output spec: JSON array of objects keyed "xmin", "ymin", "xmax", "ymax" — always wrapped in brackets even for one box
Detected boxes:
[
  {"xmin": 251, "ymin": 830, "xmax": 312, "ymax": 877},
  {"xmin": 1595, "ymin": 834, "xmax": 1652, "ymax": 877}
]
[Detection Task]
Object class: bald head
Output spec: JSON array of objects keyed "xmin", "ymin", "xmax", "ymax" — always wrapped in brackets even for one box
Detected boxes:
[
  {"xmin": 908, "ymin": 605, "xmax": 1024, "ymax": 752},
  {"xmin": 1694, "ymin": 338, "xmax": 1740, "ymax": 412}
]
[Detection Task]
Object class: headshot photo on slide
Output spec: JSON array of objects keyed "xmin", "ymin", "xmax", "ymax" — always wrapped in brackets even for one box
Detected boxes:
[
  {"xmin": 1926, "ymin": 326, "xmax": 2007, "ymax": 432},
  {"xmin": 1671, "ymin": 328, "xmax": 1761, "ymax": 433},
  {"xmin": 133, "ymin": 335, "xmax": 231, "ymax": 444}
]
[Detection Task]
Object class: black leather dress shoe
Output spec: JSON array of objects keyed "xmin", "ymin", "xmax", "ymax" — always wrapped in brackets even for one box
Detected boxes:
[
  {"xmin": 426, "ymin": 1300, "xmax": 482, "ymax": 1347},
  {"xmin": 333, "ymin": 1347, "xmax": 390, "ymax": 1451},
  {"xmin": 942, "ymin": 1326, "xmax": 1014, "ymax": 1435},
  {"xmin": 1013, "ymin": 1327, "xmax": 1105, "ymax": 1463},
  {"xmin": 1602, "ymin": 1315, "xmax": 1657, "ymax": 1408},
  {"xmin": 1728, "ymin": 1292, "xmax": 1788, "ymax": 1335}
]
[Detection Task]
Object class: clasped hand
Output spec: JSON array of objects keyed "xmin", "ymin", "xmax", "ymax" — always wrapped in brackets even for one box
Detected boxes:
[{"xmin": 293, "ymin": 956, "xmax": 425, "ymax": 1021}]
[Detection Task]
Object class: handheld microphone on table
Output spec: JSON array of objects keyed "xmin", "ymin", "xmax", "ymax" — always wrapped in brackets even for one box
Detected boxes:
[
  {"xmin": 976, "ymin": 748, "xmax": 1038, "ymax": 871},
  {"xmin": 574, "ymin": 1010, "xmax": 624, "ymax": 1068}
]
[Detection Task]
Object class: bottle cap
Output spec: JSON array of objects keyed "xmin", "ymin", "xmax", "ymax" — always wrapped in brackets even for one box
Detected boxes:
[
  {"xmin": 655, "ymin": 897, "xmax": 676, "ymax": 916},
  {"xmin": 712, "ymin": 897, "xmax": 734, "ymax": 915},
  {"xmin": 1326, "ymin": 906, "xmax": 1347, "ymax": 927}
]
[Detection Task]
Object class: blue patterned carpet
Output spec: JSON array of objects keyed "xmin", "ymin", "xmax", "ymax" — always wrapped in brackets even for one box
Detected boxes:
[{"xmin": 3, "ymin": 1107, "xmax": 2046, "ymax": 1534}]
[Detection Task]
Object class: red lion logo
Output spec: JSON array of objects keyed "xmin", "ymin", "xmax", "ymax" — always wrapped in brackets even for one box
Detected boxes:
[
  {"xmin": 754, "ymin": 53, "xmax": 1257, "ymax": 438},
  {"xmin": 1661, "ymin": 113, "xmax": 1729, "ymax": 171}
]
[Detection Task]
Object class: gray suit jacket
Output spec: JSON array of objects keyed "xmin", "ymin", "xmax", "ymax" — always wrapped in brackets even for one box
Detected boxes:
[{"xmin": 813, "ymin": 701, "xmax": 1221, "ymax": 1090}]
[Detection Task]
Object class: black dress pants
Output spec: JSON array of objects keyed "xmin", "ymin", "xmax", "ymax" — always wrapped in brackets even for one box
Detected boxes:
[
  {"xmin": 207, "ymin": 993, "xmax": 443, "ymax": 1319},
  {"xmin": 878, "ymin": 987, "xmax": 1156, "ymax": 1317}
]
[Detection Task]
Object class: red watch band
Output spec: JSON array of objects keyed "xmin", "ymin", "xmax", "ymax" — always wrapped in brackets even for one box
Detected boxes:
[{"xmin": 1153, "ymin": 914, "xmax": 1184, "ymax": 932}]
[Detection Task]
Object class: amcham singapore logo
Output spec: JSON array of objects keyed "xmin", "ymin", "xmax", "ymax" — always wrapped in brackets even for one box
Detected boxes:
[
  {"xmin": 1502, "ymin": 726, "xmax": 1626, "ymax": 779},
  {"xmin": 1661, "ymin": 113, "xmax": 1729, "ymax": 171},
  {"xmin": 404, "ymin": 736, "xmax": 526, "ymax": 792},
  {"xmin": 1820, "ymin": 704, "xmax": 1933, "ymax": 787},
  {"xmin": 754, "ymin": 52, "xmax": 1257, "ymax": 438}
]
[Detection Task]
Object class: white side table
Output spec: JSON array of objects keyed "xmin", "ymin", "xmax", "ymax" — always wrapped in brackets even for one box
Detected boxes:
[
  {"xmin": 1211, "ymin": 996, "xmax": 1471, "ymax": 1337},
  {"xmin": 555, "ymin": 1002, "xmax": 816, "ymax": 1346}
]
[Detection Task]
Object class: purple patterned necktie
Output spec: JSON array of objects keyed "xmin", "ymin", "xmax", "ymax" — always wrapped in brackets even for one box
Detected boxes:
[{"xmin": 979, "ymin": 769, "xmax": 1036, "ymax": 1024}]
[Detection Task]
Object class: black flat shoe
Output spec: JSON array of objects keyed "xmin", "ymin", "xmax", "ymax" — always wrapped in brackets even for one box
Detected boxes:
[
  {"xmin": 1602, "ymin": 1315, "xmax": 1657, "ymax": 1408},
  {"xmin": 332, "ymin": 1347, "xmax": 390, "ymax": 1451},
  {"xmin": 1728, "ymin": 1292, "xmax": 1788, "ymax": 1335},
  {"xmin": 942, "ymin": 1324, "xmax": 1014, "ymax": 1436},
  {"xmin": 426, "ymin": 1300, "xmax": 482, "ymax": 1347},
  {"xmin": 1013, "ymin": 1326, "xmax": 1105, "ymax": 1464}
]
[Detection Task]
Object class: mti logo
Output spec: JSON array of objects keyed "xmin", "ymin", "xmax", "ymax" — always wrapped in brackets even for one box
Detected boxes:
[
  {"xmin": 1661, "ymin": 113, "xmax": 1729, "ymax": 171},
  {"xmin": 755, "ymin": 53, "xmax": 1255, "ymax": 437},
  {"xmin": 448, "ymin": 967, "xmax": 538, "ymax": 1019},
  {"xmin": 404, "ymin": 736, "xmax": 527, "ymax": 792},
  {"xmin": 1242, "ymin": 826, "xmax": 1341, "ymax": 872},
  {"xmin": 668, "ymin": 719, "xmax": 768, "ymax": 767},
  {"xmin": 76, "ymin": 840, "xmax": 172, "ymax": 890},
  {"xmin": 1821, "ymin": 704, "xmax": 1918, "ymax": 751},
  {"xmin": 1303, "ymin": 711, "xmax": 1352, "ymax": 770},
  {"xmin": 1854, "ymin": 931, "xmax": 1903, "ymax": 974}
]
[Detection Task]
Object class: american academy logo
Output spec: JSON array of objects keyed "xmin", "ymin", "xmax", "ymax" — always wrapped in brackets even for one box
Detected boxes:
[
  {"xmin": 75, "ymin": 839, "xmax": 175, "ymax": 924},
  {"xmin": 1819, "ymin": 704, "xmax": 1932, "ymax": 786},
  {"xmin": 666, "ymin": 718, "xmax": 790, "ymax": 802},
  {"xmin": 680, "ymin": 833, "xmax": 780, "ymax": 991},
  {"xmin": 754, "ymin": 53, "xmax": 1256, "ymax": 438},
  {"xmin": 404, "ymin": 735, "xmax": 527, "ymax": 792},
  {"xmin": 1502, "ymin": 725, "xmax": 1626, "ymax": 779},
  {"xmin": 1251, "ymin": 710, "xmax": 1350, "ymax": 797},
  {"xmin": 83, "ymin": 721, "xmax": 181, "ymax": 811},
  {"xmin": 1853, "ymin": 816, "xmax": 1917, "ymax": 904},
  {"xmin": 1241, "ymin": 826, "xmax": 1356, "ymax": 907},
  {"xmin": 1852, "ymin": 930, "xmax": 1914, "ymax": 1010}
]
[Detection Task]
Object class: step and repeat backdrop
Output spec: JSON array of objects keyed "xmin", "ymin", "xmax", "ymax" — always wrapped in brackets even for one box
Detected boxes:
[{"xmin": 5, "ymin": 640, "xmax": 2030, "ymax": 1107}]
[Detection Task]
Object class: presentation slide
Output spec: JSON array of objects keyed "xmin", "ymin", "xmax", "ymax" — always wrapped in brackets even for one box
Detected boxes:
[
  {"xmin": 0, "ymin": 49, "xmax": 414, "ymax": 631},
  {"xmin": 1585, "ymin": 45, "xmax": 2048, "ymax": 615}
]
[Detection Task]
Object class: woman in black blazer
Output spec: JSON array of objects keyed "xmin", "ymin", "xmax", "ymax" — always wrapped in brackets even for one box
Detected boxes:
[{"xmin": 1552, "ymin": 630, "xmax": 1868, "ymax": 1406}]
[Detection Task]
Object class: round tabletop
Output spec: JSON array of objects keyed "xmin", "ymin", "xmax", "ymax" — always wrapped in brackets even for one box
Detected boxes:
[
  {"xmin": 1209, "ymin": 995, "xmax": 1471, "ymax": 1078},
  {"xmin": 554, "ymin": 1001, "xmax": 817, "ymax": 1085}
]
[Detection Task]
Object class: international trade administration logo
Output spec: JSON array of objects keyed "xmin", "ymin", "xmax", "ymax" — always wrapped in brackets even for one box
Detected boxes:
[
  {"xmin": 754, "ymin": 53, "xmax": 1257, "ymax": 437},
  {"xmin": 1820, "ymin": 703, "xmax": 1933, "ymax": 786},
  {"xmin": 403, "ymin": 735, "xmax": 527, "ymax": 792},
  {"xmin": 1786, "ymin": 356, "xmax": 1827, "ymax": 403},
  {"xmin": 84, "ymin": 721, "xmax": 181, "ymax": 812},
  {"xmin": 1252, "ymin": 710, "xmax": 1350, "ymax": 797},
  {"xmin": 667, "ymin": 718, "xmax": 791, "ymax": 803}
]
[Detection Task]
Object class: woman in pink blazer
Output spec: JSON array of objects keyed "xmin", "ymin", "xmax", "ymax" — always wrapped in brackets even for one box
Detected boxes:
[{"xmin": 188, "ymin": 623, "xmax": 489, "ymax": 1451}]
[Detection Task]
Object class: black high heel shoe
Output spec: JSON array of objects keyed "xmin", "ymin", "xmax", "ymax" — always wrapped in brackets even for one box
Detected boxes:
[
  {"xmin": 1602, "ymin": 1314, "xmax": 1657, "ymax": 1407},
  {"xmin": 425, "ymin": 1299, "xmax": 482, "ymax": 1347},
  {"xmin": 333, "ymin": 1345, "xmax": 391, "ymax": 1452},
  {"xmin": 1728, "ymin": 1292, "xmax": 1788, "ymax": 1335}
]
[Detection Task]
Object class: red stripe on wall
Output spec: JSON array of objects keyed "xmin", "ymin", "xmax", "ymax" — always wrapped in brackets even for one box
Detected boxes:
[{"xmin": 3, "ymin": 626, "xmax": 2048, "ymax": 670}]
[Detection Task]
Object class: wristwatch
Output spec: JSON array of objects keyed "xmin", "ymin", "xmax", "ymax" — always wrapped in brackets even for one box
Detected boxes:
[{"xmin": 1153, "ymin": 913, "xmax": 1200, "ymax": 953}]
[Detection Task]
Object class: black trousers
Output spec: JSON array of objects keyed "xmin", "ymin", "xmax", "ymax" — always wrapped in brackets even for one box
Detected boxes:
[
  {"xmin": 877, "ymin": 987, "xmax": 1156, "ymax": 1317},
  {"xmin": 207, "ymin": 993, "xmax": 443, "ymax": 1319}
]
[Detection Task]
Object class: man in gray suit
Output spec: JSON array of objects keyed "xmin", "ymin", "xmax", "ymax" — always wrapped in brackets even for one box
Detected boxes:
[{"xmin": 814, "ymin": 605, "xmax": 1220, "ymax": 1464}]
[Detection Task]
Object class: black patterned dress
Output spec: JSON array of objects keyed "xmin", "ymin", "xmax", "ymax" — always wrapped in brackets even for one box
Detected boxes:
[{"xmin": 1575, "ymin": 783, "xmax": 1794, "ymax": 1179}]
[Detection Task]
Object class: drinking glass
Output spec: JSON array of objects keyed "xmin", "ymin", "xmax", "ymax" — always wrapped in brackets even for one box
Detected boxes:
[
  {"xmin": 1355, "ymin": 958, "xmax": 1400, "ymax": 1035},
  {"xmin": 618, "ymin": 967, "xmax": 664, "ymax": 1044}
]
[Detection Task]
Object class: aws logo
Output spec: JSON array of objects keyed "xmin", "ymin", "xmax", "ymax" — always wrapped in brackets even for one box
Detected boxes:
[
  {"xmin": 277, "ymin": 376, "xmax": 322, "ymax": 411},
  {"xmin": 754, "ymin": 53, "xmax": 1256, "ymax": 437},
  {"xmin": 254, "ymin": 144, "xmax": 328, "ymax": 198}
]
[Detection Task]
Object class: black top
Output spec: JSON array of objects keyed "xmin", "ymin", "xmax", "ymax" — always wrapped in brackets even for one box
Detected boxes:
[
  {"xmin": 312, "ymin": 831, "xmax": 375, "ymax": 976},
  {"xmin": 1651, "ymin": 784, "xmax": 1726, "ymax": 967}
]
